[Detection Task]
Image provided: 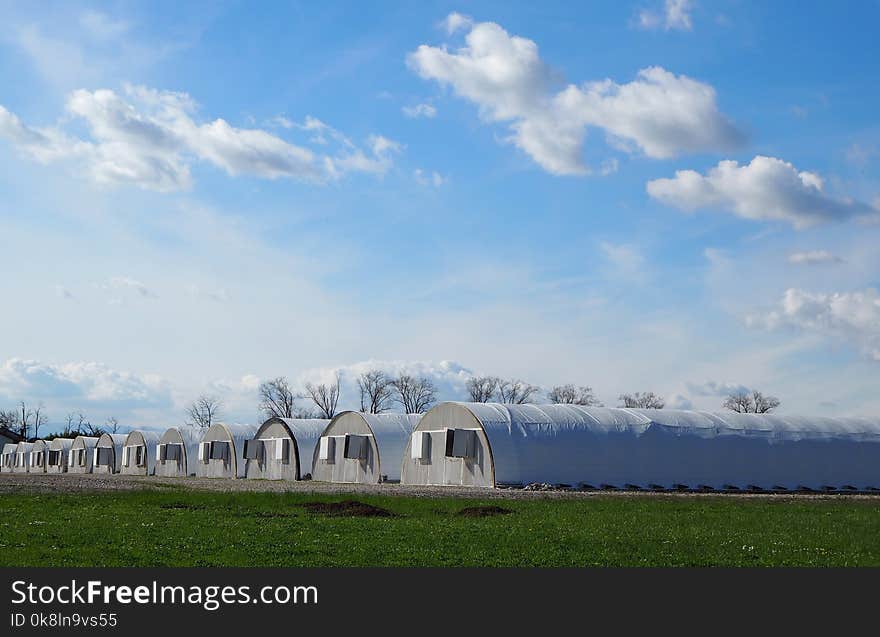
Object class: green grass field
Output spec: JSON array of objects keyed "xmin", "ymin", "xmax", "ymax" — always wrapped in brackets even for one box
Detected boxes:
[{"xmin": 1, "ymin": 490, "xmax": 879, "ymax": 566}]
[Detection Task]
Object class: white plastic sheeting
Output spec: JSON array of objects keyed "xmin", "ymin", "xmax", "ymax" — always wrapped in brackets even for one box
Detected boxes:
[
  {"xmin": 401, "ymin": 402, "xmax": 880, "ymax": 489},
  {"xmin": 313, "ymin": 412, "xmax": 422, "ymax": 483},
  {"xmin": 244, "ymin": 418, "xmax": 329, "ymax": 481},
  {"xmin": 155, "ymin": 427, "xmax": 201, "ymax": 477},
  {"xmin": 197, "ymin": 423, "xmax": 259, "ymax": 478},
  {"xmin": 47, "ymin": 438, "xmax": 74, "ymax": 474}
]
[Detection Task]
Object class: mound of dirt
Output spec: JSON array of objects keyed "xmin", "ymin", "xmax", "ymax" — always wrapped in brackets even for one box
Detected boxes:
[
  {"xmin": 457, "ymin": 505, "xmax": 513, "ymax": 518},
  {"xmin": 301, "ymin": 500, "xmax": 395, "ymax": 518}
]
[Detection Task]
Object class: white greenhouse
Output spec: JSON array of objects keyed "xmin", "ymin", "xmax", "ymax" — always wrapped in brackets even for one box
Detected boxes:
[
  {"xmin": 155, "ymin": 427, "xmax": 201, "ymax": 477},
  {"xmin": 312, "ymin": 412, "xmax": 422, "ymax": 484},
  {"xmin": 13, "ymin": 441, "xmax": 33, "ymax": 474},
  {"xmin": 1, "ymin": 442, "xmax": 18, "ymax": 473},
  {"xmin": 120, "ymin": 430, "xmax": 161, "ymax": 476},
  {"xmin": 93, "ymin": 433, "xmax": 128, "ymax": 474},
  {"xmin": 46, "ymin": 438, "xmax": 74, "ymax": 474},
  {"xmin": 29, "ymin": 440, "xmax": 48, "ymax": 473},
  {"xmin": 243, "ymin": 417, "xmax": 329, "ymax": 481},
  {"xmin": 400, "ymin": 402, "xmax": 880, "ymax": 490},
  {"xmin": 68, "ymin": 436, "xmax": 100, "ymax": 474},
  {"xmin": 196, "ymin": 423, "xmax": 259, "ymax": 478}
]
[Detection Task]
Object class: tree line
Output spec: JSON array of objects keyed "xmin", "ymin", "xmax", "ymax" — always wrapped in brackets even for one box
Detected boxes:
[
  {"xmin": 180, "ymin": 370, "xmax": 782, "ymax": 430},
  {"xmin": 1, "ymin": 372, "xmax": 783, "ymax": 437},
  {"xmin": 0, "ymin": 401, "xmax": 121, "ymax": 440}
]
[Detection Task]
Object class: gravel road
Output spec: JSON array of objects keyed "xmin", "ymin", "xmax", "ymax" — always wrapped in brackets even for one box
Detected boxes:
[{"xmin": 1, "ymin": 473, "xmax": 878, "ymax": 501}]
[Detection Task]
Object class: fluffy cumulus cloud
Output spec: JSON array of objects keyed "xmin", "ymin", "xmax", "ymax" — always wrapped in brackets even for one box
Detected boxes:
[
  {"xmin": 407, "ymin": 15, "xmax": 741, "ymax": 175},
  {"xmin": 647, "ymin": 155, "xmax": 878, "ymax": 228},
  {"xmin": 788, "ymin": 250, "xmax": 844, "ymax": 265},
  {"xmin": 747, "ymin": 288, "xmax": 880, "ymax": 361},
  {"xmin": 0, "ymin": 358, "xmax": 173, "ymax": 410},
  {"xmin": 637, "ymin": 0, "xmax": 694, "ymax": 31},
  {"xmin": 0, "ymin": 85, "xmax": 399, "ymax": 191}
]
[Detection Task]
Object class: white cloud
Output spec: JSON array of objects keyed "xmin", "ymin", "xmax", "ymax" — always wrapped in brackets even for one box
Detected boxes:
[
  {"xmin": 414, "ymin": 168, "xmax": 446, "ymax": 187},
  {"xmin": 188, "ymin": 284, "xmax": 229, "ymax": 303},
  {"xmin": 845, "ymin": 143, "xmax": 876, "ymax": 167},
  {"xmin": 600, "ymin": 241, "xmax": 646, "ymax": 281},
  {"xmin": 78, "ymin": 10, "xmax": 129, "ymax": 40},
  {"xmin": 647, "ymin": 155, "xmax": 878, "ymax": 228},
  {"xmin": 0, "ymin": 85, "xmax": 400, "ymax": 191},
  {"xmin": 268, "ymin": 115, "xmax": 295, "ymax": 129},
  {"xmin": 296, "ymin": 359, "xmax": 476, "ymax": 412},
  {"xmin": 0, "ymin": 358, "xmax": 172, "ymax": 411},
  {"xmin": 686, "ymin": 380, "xmax": 750, "ymax": 397},
  {"xmin": 600, "ymin": 158, "xmax": 619, "ymax": 176},
  {"xmin": 328, "ymin": 135, "xmax": 401, "ymax": 177},
  {"xmin": 747, "ymin": 288, "xmax": 880, "ymax": 361},
  {"xmin": 407, "ymin": 16, "xmax": 741, "ymax": 175},
  {"xmin": 665, "ymin": 393, "xmax": 693, "ymax": 409},
  {"xmin": 402, "ymin": 103, "xmax": 437, "ymax": 118},
  {"xmin": 637, "ymin": 1, "xmax": 694, "ymax": 32},
  {"xmin": 105, "ymin": 276, "xmax": 156, "ymax": 299},
  {"xmin": 442, "ymin": 12, "xmax": 473, "ymax": 35},
  {"xmin": 788, "ymin": 250, "xmax": 844, "ymax": 265}
]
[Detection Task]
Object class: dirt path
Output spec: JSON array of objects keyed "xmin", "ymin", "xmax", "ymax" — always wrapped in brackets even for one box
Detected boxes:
[{"xmin": 1, "ymin": 473, "xmax": 878, "ymax": 501}]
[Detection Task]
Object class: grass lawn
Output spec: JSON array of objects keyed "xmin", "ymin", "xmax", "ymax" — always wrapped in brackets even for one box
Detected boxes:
[{"xmin": 1, "ymin": 490, "xmax": 879, "ymax": 566}]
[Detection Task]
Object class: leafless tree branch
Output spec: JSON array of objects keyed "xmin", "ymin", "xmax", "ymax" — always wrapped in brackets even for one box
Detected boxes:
[
  {"xmin": 357, "ymin": 370, "xmax": 394, "ymax": 414},
  {"xmin": 304, "ymin": 373, "xmax": 341, "ymax": 419}
]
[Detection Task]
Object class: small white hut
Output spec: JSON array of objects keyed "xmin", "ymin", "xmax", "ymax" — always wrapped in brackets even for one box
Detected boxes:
[
  {"xmin": 196, "ymin": 424, "xmax": 259, "ymax": 478},
  {"xmin": 242, "ymin": 417, "xmax": 329, "ymax": 481},
  {"xmin": 119, "ymin": 430, "xmax": 161, "ymax": 476},
  {"xmin": 93, "ymin": 433, "xmax": 127, "ymax": 474},
  {"xmin": 154, "ymin": 427, "xmax": 201, "ymax": 477},
  {"xmin": 1, "ymin": 442, "xmax": 18, "ymax": 473},
  {"xmin": 13, "ymin": 441, "xmax": 33, "ymax": 474},
  {"xmin": 29, "ymin": 440, "xmax": 49, "ymax": 473},
  {"xmin": 68, "ymin": 436, "xmax": 100, "ymax": 474},
  {"xmin": 46, "ymin": 438, "xmax": 74, "ymax": 474},
  {"xmin": 312, "ymin": 412, "xmax": 422, "ymax": 484}
]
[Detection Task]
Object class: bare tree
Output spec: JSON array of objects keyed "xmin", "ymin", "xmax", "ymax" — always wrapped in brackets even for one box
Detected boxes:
[
  {"xmin": 0, "ymin": 409, "xmax": 17, "ymax": 431},
  {"xmin": 73, "ymin": 413, "xmax": 104, "ymax": 437},
  {"xmin": 618, "ymin": 392, "xmax": 665, "ymax": 409},
  {"xmin": 304, "ymin": 374, "xmax": 341, "ymax": 419},
  {"xmin": 357, "ymin": 370, "xmax": 394, "ymax": 414},
  {"xmin": 186, "ymin": 395, "xmax": 222, "ymax": 429},
  {"xmin": 466, "ymin": 376, "xmax": 498, "ymax": 402},
  {"xmin": 258, "ymin": 377, "xmax": 297, "ymax": 419},
  {"xmin": 723, "ymin": 390, "xmax": 781, "ymax": 414},
  {"xmin": 548, "ymin": 384, "xmax": 601, "ymax": 406},
  {"xmin": 15, "ymin": 401, "xmax": 33, "ymax": 438},
  {"xmin": 1, "ymin": 402, "xmax": 47, "ymax": 438},
  {"xmin": 105, "ymin": 416, "xmax": 120, "ymax": 434},
  {"xmin": 496, "ymin": 379, "xmax": 540, "ymax": 404},
  {"xmin": 392, "ymin": 375, "xmax": 437, "ymax": 414}
]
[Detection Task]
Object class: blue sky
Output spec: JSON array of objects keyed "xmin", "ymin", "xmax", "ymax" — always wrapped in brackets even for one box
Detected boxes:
[{"xmin": 1, "ymin": 1, "xmax": 879, "ymax": 431}]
